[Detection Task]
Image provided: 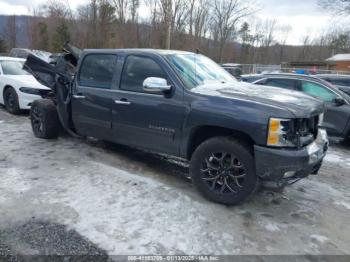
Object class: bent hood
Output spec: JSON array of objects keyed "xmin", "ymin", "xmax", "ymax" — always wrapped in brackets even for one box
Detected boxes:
[
  {"xmin": 3, "ymin": 75, "xmax": 50, "ymax": 90},
  {"xmin": 191, "ymin": 81, "xmax": 325, "ymax": 118}
]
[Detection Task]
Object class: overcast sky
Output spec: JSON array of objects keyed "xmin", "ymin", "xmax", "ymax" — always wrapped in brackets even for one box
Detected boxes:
[{"xmin": 0, "ymin": 0, "xmax": 333, "ymax": 45}]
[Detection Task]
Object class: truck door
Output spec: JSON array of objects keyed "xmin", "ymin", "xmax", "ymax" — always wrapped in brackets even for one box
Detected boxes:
[
  {"xmin": 72, "ymin": 54, "xmax": 118, "ymax": 140},
  {"xmin": 301, "ymin": 80, "xmax": 350, "ymax": 136},
  {"xmin": 112, "ymin": 54, "xmax": 185, "ymax": 155}
]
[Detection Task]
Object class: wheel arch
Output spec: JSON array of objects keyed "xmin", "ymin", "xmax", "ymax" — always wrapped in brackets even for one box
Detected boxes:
[
  {"xmin": 2, "ymin": 85, "xmax": 15, "ymax": 98},
  {"xmin": 186, "ymin": 125, "xmax": 256, "ymax": 160}
]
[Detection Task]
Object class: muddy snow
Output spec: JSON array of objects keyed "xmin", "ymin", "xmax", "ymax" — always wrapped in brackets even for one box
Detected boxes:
[{"xmin": 0, "ymin": 108, "xmax": 349, "ymax": 257}]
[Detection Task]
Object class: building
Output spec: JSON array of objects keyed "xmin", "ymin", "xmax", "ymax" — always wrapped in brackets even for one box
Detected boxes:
[{"xmin": 326, "ymin": 54, "xmax": 350, "ymax": 72}]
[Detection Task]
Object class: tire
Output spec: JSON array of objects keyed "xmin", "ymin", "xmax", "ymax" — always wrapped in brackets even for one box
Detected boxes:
[
  {"xmin": 190, "ymin": 137, "xmax": 258, "ymax": 205},
  {"xmin": 4, "ymin": 87, "xmax": 21, "ymax": 114},
  {"xmin": 30, "ymin": 99, "xmax": 60, "ymax": 139}
]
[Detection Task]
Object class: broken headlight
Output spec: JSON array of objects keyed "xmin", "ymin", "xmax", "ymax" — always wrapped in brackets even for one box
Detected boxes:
[
  {"xmin": 267, "ymin": 118, "xmax": 298, "ymax": 147},
  {"xmin": 267, "ymin": 116, "xmax": 319, "ymax": 148}
]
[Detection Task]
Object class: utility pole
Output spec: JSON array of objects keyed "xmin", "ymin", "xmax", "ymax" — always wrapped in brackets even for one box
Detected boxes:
[{"xmin": 162, "ymin": 0, "xmax": 172, "ymax": 49}]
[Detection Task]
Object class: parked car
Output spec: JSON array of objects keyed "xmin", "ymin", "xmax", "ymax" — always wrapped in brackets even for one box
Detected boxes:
[
  {"xmin": 250, "ymin": 73, "xmax": 350, "ymax": 140},
  {"xmin": 221, "ymin": 63, "xmax": 242, "ymax": 79},
  {"xmin": 241, "ymin": 74, "xmax": 267, "ymax": 83},
  {"xmin": 0, "ymin": 56, "xmax": 51, "ymax": 114},
  {"xmin": 316, "ymin": 74, "xmax": 350, "ymax": 96},
  {"xmin": 23, "ymin": 47, "xmax": 328, "ymax": 205}
]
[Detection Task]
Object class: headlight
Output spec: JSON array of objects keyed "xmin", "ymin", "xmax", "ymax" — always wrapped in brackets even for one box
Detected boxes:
[
  {"xmin": 19, "ymin": 87, "xmax": 42, "ymax": 95},
  {"xmin": 267, "ymin": 118, "xmax": 296, "ymax": 147}
]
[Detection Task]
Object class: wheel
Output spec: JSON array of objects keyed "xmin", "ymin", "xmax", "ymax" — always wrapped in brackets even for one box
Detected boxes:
[
  {"xmin": 190, "ymin": 137, "xmax": 258, "ymax": 205},
  {"xmin": 4, "ymin": 87, "xmax": 21, "ymax": 114},
  {"xmin": 30, "ymin": 99, "xmax": 60, "ymax": 139}
]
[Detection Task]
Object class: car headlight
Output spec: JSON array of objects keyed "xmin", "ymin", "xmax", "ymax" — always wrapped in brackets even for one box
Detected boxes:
[
  {"xmin": 267, "ymin": 118, "xmax": 296, "ymax": 147},
  {"xmin": 19, "ymin": 87, "xmax": 42, "ymax": 95}
]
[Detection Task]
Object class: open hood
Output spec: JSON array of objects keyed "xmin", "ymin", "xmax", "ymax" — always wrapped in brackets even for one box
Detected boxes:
[{"xmin": 23, "ymin": 43, "xmax": 82, "ymax": 136}]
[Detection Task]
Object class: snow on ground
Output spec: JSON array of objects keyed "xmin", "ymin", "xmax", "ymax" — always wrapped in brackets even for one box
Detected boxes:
[
  {"xmin": 0, "ymin": 109, "xmax": 350, "ymax": 256},
  {"xmin": 334, "ymin": 201, "xmax": 350, "ymax": 210}
]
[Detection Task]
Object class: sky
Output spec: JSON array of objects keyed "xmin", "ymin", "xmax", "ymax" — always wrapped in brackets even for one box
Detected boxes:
[{"xmin": 0, "ymin": 0, "xmax": 334, "ymax": 45}]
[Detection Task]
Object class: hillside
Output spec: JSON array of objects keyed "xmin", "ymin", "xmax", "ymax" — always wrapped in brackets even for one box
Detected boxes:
[{"xmin": 0, "ymin": 15, "xmax": 31, "ymax": 48}]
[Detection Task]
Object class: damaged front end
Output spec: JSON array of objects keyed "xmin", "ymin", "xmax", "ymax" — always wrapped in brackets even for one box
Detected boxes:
[
  {"xmin": 254, "ymin": 111, "xmax": 329, "ymax": 187},
  {"xmin": 255, "ymin": 128, "xmax": 329, "ymax": 187},
  {"xmin": 23, "ymin": 43, "xmax": 81, "ymax": 136}
]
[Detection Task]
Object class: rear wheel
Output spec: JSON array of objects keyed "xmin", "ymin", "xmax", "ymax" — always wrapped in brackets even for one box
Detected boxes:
[
  {"xmin": 190, "ymin": 137, "xmax": 258, "ymax": 205},
  {"xmin": 4, "ymin": 87, "xmax": 21, "ymax": 114},
  {"xmin": 30, "ymin": 99, "xmax": 60, "ymax": 139}
]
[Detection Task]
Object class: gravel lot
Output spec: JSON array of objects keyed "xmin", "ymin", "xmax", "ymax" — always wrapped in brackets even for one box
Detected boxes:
[{"xmin": 0, "ymin": 107, "xmax": 350, "ymax": 259}]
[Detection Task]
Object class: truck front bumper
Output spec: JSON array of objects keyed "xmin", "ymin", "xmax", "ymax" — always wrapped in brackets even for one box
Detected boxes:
[{"xmin": 254, "ymin": 129, "xmax": 329, "ymax": 182}]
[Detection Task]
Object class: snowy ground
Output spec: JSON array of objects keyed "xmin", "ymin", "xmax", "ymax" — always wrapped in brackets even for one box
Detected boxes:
[{"xmin": 0, "ymin": 107, "xmax": 350, "ymax": 258}]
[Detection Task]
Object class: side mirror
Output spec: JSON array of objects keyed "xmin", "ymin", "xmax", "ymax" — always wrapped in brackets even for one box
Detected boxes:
[
  {"xmin": 143, "ymin": 77, "xmax": 172, "ymax": 94},
  {"xmin": 332, "ymin": 97, "xmax": 346, "ymax": 106}
]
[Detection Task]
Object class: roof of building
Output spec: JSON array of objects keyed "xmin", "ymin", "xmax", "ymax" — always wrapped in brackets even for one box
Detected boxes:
[{"xmin": 326, "ymin": 54, "xmax": 350, "ymax": 62}]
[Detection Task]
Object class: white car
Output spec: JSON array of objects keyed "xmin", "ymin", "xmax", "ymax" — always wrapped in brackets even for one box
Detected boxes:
[{"xmin": 0, "ymin": 57, "xmax": 51, "ymax": 114}]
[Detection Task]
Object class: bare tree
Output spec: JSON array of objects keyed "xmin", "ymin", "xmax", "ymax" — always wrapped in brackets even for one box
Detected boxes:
[
  {"xmin": 5, "ymin": 15, "xmax": 17, "ymax": 49},
  {"xmin": 188, "ymin": 0, "xmax": 210, "ymax": 50},
  {"xmin": 319, "ymin": 0, "xmax": 350, "ymax": 16},
  {"xmin": 159, "ymin": 0, "xmax": 172, "ymax": 49},
  {"xmin": 211, "ymin": 0, "xmax": 252, "ymax": 62},
  {"xmin": 112, "ymin": 0, "xmax": 129, "ymax": 24},
  {"xmin": 129, "ymin": 0, "xmax": 139, "ymax": 24},
  {"xmin": 277, "ymin": 24, "xmax": 292, "ymax": 62}
]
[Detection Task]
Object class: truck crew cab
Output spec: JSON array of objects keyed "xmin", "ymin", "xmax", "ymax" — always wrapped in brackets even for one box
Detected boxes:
[{"xmin": 24, "ymin": 45, "xmax": 329, "ymax": 205}]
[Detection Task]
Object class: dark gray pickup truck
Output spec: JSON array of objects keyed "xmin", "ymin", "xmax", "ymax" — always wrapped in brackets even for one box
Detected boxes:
[{"xmin": 23, "ymin": 45, "xmax": 329, "ymax": 205}]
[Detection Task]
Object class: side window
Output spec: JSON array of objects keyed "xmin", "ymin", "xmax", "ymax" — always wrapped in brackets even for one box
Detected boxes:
[
  {"xmin": 78, "ymin": 54, "xmax": 117, "ymax": 89},
  {"xmin": 254, "ymin": 79, "xmax": 266, "ymax": 85},
  {"xmin": 120, "ymin": 55, "xmax": 167, "ymax": 92},
  {"xmin": 331, "ymin": 79, "xmax": 350, "ymax": 86},
  {"xmin": 265, "ymin": 78, "xmax": 297, "ymax": 90},
  {"xmin": 301, "ymin": 81, "xmax": 337, "ymax": 102}
]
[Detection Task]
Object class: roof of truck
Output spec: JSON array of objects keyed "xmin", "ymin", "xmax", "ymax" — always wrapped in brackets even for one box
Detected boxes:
[{"xmin": 83, "ymin": 48, "xmax": 195, "ymax": 56}]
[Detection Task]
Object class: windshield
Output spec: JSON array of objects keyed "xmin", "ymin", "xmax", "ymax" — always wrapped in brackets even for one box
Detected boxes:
[
  {"xmin": 166, "ymin": 54, "xmax": 236, "ymax": 90},
  {"xmin": 1, "ymin": 61, "xmax": 30, "ymax": 75}
]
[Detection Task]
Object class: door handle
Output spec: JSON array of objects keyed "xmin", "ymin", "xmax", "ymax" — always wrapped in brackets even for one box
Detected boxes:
[
  {"xmin": 73, "ymin": 94, "xmax": 86, "ymax": 99},
  {"xmin": 114, "ymin": 99, "xmax": 131, "ymax": 105}
]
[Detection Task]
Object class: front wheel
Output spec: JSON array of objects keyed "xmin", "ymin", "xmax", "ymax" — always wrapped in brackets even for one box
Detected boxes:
[
  {"xmin": 4, "ymin": 87, "xmax": 21, "ymax": 114},
  {"xmin": 30, "ymin": 99, "xmax": 60, "ymax": 139},
  {"xmin": 190, "ymin": 137, "xmax": 258, "ymax": 205}
]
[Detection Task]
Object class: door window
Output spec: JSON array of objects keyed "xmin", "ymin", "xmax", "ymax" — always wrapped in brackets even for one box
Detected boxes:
[
  {"xmin": 265, "ymin": 78, "xmax": 297, "ymax": 90},
  {"xmin": 329, "ymin": 79, "xmax": 350, "ymax": 86},
  {"xmin": 78, "ymin": 54, "xmax": 117, "ymax": 89},
  {"xmin": 120, "ymin": 55, "xmax": 167, "ymax": 92},
  {"xmin": 301, "ymin": 81, "xmax": 337, "ymax": 102}
]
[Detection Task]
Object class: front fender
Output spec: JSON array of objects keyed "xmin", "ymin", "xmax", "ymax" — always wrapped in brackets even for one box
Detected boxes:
[{"xmin": 179, "ymin": 95, "xmax": 282, "ymax": 158}]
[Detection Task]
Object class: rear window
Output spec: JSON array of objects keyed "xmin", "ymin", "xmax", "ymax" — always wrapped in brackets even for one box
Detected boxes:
[
  {"xmin": 78, "ymin": 54, "xmax": 117, "ymax": 89},
  {"xmin": 265, "ymin": 78, "xmax": 297, "ymax": 90}
]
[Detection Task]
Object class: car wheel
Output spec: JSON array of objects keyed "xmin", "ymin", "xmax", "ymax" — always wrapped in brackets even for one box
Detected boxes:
[
  {"xmin": 4, "ymin": 87, "xmax": 21, "ymax": 114},
  {"xmin": 190, "ymin": 137, "xmax": 258, "ymax": 205},
  {"xmin": 30, "ymin": 99, "xmax": 60, "ymax": 139}
]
